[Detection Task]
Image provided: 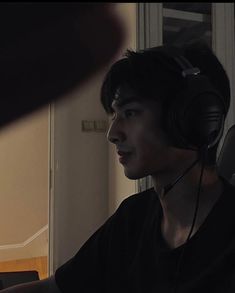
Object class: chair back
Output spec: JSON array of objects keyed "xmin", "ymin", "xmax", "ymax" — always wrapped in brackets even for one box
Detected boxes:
[
  {"xmin": 217, "ymin": 124, "xmax": 235, "ymax": 185},
  {"xmin": 0, "ymin": 270, "xmax": 39, "ymax": 289}
]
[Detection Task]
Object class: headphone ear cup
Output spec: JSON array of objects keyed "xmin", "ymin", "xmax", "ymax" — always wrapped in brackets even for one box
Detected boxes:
[{"xmin": 166, "ymin": 74, "xmax": 226, "ymax": 150}]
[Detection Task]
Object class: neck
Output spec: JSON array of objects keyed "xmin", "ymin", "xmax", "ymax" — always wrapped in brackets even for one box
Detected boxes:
[{"xmin": 152, "ymin": 165, "xmax": 223, "ymax": 248}]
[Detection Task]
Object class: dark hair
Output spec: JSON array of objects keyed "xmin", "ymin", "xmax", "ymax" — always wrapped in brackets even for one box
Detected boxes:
[{"xmin": 101, "ymin": 40, "xmax": 230, "ymax": 167}]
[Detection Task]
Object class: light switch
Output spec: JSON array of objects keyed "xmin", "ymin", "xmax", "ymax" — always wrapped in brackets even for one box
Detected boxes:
[
  {"xmin": 81, "ymin": 120, "xmax": 95, "ymax": 132},
  {"xmin": 94, "ymin": 120, "xmax": 107, "ymax": 132},
  {"xmin": 82, "ymin": 120, "xmax": 107, "ymax": 132}
]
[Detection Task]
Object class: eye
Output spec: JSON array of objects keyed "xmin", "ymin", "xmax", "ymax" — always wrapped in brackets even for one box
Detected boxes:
[{"xmin": 124, "ymin": 109, "xmax": 139, "ymax": 118}]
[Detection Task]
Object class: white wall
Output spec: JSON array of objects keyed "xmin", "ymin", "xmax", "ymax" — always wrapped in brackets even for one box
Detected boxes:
[
  {"xmin": 0, "ymin": 107, "xmax": 49, "ymax": 261},
  {"xmin": 51, "ymin": 73, "xmax": 109, "ymax": 270},
  {"xmin": 51, "ymin": 3, "xmax": 137, "ymax": 272}
]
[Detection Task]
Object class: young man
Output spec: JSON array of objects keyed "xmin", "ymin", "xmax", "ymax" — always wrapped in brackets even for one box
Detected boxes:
[{"xmin": 2, "ymin": 41, "xmax": 235, "ymax": 292}]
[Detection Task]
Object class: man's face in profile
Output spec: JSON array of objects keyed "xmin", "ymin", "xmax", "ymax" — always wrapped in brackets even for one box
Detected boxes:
[{"xmin": 106, "ymin": 83, "xmax": 189, "ymax": 180}]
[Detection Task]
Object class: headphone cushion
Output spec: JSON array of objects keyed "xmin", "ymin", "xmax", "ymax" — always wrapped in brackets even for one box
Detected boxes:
[{"xmin": 166, "ymin": 75, "xmax": 226, "ymax": 150}]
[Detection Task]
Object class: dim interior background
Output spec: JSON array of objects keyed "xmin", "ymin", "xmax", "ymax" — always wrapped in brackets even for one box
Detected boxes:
[{"xmin": 0, "ymin": 3, "xmax": 234, "ymax": 280}]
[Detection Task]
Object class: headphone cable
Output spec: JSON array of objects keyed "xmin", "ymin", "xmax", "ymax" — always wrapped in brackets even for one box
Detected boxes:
[
  {"xmin": 171, "ymin": 146, "xmax": 207, "ymax": 293},
  {"xmin": 163, "ymin": 158, "xmax": 200, "ymax": 195}
]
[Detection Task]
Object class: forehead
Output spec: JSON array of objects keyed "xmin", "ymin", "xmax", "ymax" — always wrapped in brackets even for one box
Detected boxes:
[
  {"xmin": 111, "ymin": 83, "xmax": 161, "ymax": 113},
  {"xmin": 111, "ymin": 83, "xmax": 142, "ymax": 108}
]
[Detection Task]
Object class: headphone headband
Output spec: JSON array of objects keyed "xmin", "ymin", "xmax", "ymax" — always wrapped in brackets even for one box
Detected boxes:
[{"xmin": 174, "ymin": 56, "xmax": 201, "ymax": 77}]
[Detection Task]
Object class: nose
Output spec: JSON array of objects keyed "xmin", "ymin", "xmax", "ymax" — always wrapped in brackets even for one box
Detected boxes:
[{"xmin": 107, "ymin": 118, "xmax": 125, "ymax": 144}]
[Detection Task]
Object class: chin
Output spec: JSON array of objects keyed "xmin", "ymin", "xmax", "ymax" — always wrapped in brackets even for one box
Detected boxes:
[
  {"xmin": 124, "ymin": 168, "xmax": 149, "ymax": 180},
  {"xmin": 125, "ymin": 174, "xmax": 140, "ymax": 180}
]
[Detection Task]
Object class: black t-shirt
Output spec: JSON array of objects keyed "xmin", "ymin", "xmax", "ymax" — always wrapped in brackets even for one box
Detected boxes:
[{"xmin": 55, "ymin": 177, "xmax": 235, "ymax": 292}]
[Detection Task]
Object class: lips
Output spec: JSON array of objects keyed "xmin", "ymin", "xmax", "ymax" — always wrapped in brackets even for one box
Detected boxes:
[{"xmin": 117, "ymin": 150, "xmax": 132, "ymax": 164}]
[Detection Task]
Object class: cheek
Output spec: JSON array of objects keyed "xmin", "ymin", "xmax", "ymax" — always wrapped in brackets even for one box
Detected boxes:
[
  {"xmin": 138, "ymin": 125, "xmax": 178, "ymax": 170},
  {"xmin": 140, "ymin": 126, "xmax": 169, "ymax": 152},
  {"xmin": 136, "ymin": 130, "xmax": 169, "ymax": 162}
]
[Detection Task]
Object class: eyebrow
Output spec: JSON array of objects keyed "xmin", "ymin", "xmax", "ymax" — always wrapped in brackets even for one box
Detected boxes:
[{"xmin": 112, "ymin": 97, "xmax": 141, "ymax": 109}]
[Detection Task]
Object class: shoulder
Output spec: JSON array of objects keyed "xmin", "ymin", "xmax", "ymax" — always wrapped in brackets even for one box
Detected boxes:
[
  {"xmin": 113, "ymin": 187, "xmax": 159, "ymax": 223},
  {"xmin": 118, "ymin": 187, "xmax": 157, "ymax": 210},
  {"xmin": 54, "ymin": 189, "xmax": 159, "ymax": 291}
]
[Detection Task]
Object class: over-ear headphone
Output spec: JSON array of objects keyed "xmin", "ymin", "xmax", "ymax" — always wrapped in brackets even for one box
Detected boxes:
[
  {"xmin": 165, "ymin": 52, "xmax": 226, "ymax": 151},
  {"xmin": 159, "ymin": 50, "xmax": 227, "ymax": 293}
]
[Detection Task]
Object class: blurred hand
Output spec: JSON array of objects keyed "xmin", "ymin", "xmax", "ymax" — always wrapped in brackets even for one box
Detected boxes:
[{"xmin": 0, "ymin": 3, "xmax": 126, "ymax": 127}]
